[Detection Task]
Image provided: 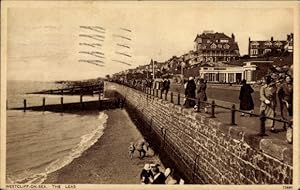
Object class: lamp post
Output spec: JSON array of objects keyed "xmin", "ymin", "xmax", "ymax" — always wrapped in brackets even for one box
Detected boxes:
[
  {"xmin": 181, "ymin": 61, "xmax": 186, "ymax": 80},
  {"xmin": 146, "ymin": 66, "xmax": 149, "ymax": 79},
  {"xmin": 152, "ymin": 60, "xmax": 155, "ymax": 80}
]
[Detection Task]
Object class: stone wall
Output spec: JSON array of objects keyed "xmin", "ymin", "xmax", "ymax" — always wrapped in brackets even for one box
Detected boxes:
[{"xmin": 110, "ymin": 83, "xmax": 293, "ymax": 184}]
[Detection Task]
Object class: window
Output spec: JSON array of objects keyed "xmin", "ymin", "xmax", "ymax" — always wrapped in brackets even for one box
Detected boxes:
[
  {"xmin": 207, "ymin": 39, "xmax": 211, "ymax": 43},
  {"xmin": 211, "ymin": 43, "xmax": 217, "ymax": 49},
  {"xmin": 251, "ymin": 49, "xmax": 258, "ymax": 55},
  {"xmin": 274, "ymin": 41, "xmax": 282, "ymax": 47},
  {"xmin": 224, "ymin": 44, "xmax": 230, "ymax": 49},
  {"xmin": 218, "ymin": 73, "xmax": 226, "ymax": 82},
  {"xmin": 263, "ymin": 49, "xmax": 271, "ymax": 54},
  {"xmin": 218, "ymin": 44, "xmax": 223, "ymax": 48},
  {"xmin": 264, "ymin": 41, "xmax": 272, "ymax": 47},
  {"xmin": 228, "ymin": 73, "xmax": 235, "ymax": 82},
  {"xmin": 251, "ymin": 42, "xmax": 259, "ymax": 48},
  {"xmin": 220, "ymin": 39, "xmax": 229, "ymax": 43},
  {"xmin": 208, "ymin": 73, "xmax": 216, "ymax": 81}
]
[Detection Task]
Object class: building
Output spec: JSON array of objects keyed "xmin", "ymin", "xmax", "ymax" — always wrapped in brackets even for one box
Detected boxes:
[
  {"xmin": 194, "ymin": 31, "xmax": 240, "ymax": 63},
  {"xmin": 199, "ymin": 62, "xmax": 257, "ymax": 84},
  {"xmin": 248, "ymin": 33, "xmax": 293, "ymax": 57},
  {"xmin": 285, "ymin": 33, "xmax": 293, "ymax": 53}
]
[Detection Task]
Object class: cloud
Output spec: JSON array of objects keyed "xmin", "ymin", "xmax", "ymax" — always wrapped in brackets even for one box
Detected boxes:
[{"xmin": 6, "ymin": 4, "xmax": 293, "ymax": 81}]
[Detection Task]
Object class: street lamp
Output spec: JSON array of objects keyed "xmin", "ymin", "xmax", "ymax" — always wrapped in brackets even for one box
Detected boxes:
[
  {"xmin": 181, "ymin": 61, "xmax": 186, "ymax": 79},
  {"xmin": 146, "ymin": 66, "xmax": 149, "ymax": 79}
]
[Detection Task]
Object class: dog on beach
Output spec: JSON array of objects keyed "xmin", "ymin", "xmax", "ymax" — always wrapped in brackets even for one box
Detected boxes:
[{"xmin": 129, "ymin": 139, "xmax": 149, "ymax": 159}]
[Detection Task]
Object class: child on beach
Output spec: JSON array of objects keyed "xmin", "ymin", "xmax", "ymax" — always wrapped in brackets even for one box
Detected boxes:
[
  {"xmin": 129, "ymin": 139, "xmax": 150, "ymax": 159},
  {"xmin": 128, "ymin": 142, "xmax": 135, "ymax": 159},
  {"xmin": 140, "ymin": 164, "xmax": 154, "ymax": 184}
]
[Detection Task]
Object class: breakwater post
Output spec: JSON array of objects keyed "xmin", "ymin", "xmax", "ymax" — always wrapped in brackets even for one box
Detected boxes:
[
  {"xmin": 60, "ymin": 97, "xmax": 64, "ymax": 112},
  {"xmin": 80, "ymin": 95, "xmax": 83, "ymax": 110},
  {"xmin": 23, "ymin": 99, "xmax": 26, "ymax": 112},
  {"xmin": 43, "ymin": 97, "xmax": 46, "ymax": 111}
]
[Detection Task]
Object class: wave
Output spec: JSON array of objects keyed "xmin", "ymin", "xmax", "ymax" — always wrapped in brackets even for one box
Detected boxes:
[{"xmin": 8, "ymin": 112, "xmax": 109, "ymax": 184}]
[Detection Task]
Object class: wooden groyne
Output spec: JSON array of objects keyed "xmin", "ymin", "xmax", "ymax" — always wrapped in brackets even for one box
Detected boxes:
[
  {"xmin": 28, "ymin": 84, "xmax": 104, "ymax": 96},
  {"xmin": 11, "ymin": 98, "xmax": 125, "ymax": 113},
  {"xmin": 10, "ymin": 90, "xmax": 125, "ymax": 113}
]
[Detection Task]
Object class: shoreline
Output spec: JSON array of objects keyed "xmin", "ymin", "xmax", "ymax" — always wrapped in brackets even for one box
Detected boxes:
[{"xmin": 43, "ymin": 109, "xmax": 164, "ymax": 184}]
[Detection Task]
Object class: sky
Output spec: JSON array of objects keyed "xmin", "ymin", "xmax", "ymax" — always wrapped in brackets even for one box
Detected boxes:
[{"xmin": 6, "ymin": 2, "xmax": 294, "ymax": 81}]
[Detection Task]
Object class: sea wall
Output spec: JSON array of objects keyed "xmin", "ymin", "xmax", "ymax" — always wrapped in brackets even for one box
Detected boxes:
[{"xmin": 111, "ymin": 82, "xmax": 293, "ymax": 184}]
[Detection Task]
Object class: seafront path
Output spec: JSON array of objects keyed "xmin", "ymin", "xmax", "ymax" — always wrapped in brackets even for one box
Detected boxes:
[{"xmin": 169, "ymin": 83, "xmax": 291, "ymax": 147}]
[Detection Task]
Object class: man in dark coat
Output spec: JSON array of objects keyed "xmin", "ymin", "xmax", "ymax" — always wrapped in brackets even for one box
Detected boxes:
[
  {"xmin": 184, "ymin": 77, "xmax": 196, "ymax": 108},
  {"xmin": 151, "ymin": 165, "xmax": 166, "ymax": 184},
  {"xmin": 162, "ymin": 78, "xmax": 170, "ymax": 96},
  {"xmin": 239, "ymin": 79, "xmax": 254, "ymax": 116}
]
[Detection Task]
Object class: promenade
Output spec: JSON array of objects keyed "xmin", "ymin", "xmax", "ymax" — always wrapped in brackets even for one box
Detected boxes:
[{"xmin": 163, "ymin": 83, "xmax": 291, "ymax": 148}]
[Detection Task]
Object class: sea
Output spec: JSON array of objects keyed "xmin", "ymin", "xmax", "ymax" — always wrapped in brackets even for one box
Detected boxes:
[{"xmin": 6, "ymin": 80, "xmax": 108, "ymax": 184}]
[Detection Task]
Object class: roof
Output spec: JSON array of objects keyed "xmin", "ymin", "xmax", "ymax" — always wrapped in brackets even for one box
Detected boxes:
[
  {"xmin": 194, "ymin": 32, "xmax": 239, "ymax": 52},
  {"xmin": 194, "ymin": 32, "xmax": 231, "ymax": 42},
  {"xmin": 202, "ymin": 62, "xmax": 240, "ymax": 67}
]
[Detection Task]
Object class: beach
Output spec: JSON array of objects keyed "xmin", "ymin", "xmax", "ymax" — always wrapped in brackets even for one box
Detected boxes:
[{"xmin": 44, "ymin": 109, "xmax": 163, "ymax": 184}]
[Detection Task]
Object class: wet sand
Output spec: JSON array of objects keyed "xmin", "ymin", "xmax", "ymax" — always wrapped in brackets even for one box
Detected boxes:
[{"xmin": 44, "ymin": 109, "xmax": 163, "ymax": 184}]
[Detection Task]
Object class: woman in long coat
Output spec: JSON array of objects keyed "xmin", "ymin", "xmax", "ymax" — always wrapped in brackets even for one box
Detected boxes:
[
  {"xmin": 260, "ymin": 76, "xmax": 277, "ymax": 132},
  {"xmin": 239, "ymin": 79, "xmax": 254, "ymax": 116},
  {"xmin": 196, "ymin": 78, "xmax": 208, "ymax": 111}
]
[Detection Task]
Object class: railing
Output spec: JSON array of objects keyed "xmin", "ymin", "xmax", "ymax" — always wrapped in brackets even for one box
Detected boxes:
[{"xmin": 115, "ymin": 81, "xmax": 292, "ymax": 138}]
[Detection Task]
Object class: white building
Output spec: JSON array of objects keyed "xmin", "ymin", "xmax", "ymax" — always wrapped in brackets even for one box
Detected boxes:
[{"xmin": 199, "ymin": 62, "xmax": 257, "ymax": 84}]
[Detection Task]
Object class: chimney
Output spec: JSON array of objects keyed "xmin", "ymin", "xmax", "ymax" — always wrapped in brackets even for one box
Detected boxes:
[
  {"xmin": 249, "ymin": 37, "xmax": 251, "ymax": 42},
  {"xmin": 287, "ymin": 34, "xmax": 290, "ymax": 41},
  {"xmin": 231, "ymin": 33, "xmax": 235, "ymax": 41},
  {"xmin": 271, "ymin": 36, "xmax": 274, "ymax": 42}
]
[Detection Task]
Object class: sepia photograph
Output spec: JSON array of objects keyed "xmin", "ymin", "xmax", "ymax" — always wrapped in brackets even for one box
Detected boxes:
[{"xmin": 1, "ymin": 1, "xmax": 299, "ymax": 189}]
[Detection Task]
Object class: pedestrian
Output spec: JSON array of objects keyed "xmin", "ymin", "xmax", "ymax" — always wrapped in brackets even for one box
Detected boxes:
[
  {"xmin": 135, "ymin": 139, "xmax": 149, "ymax": 159},
  {"xmin": 151, "ymin": 164, "xmax": 166, "ymax": 184},
  {"xmin": 239, "ymin": 79, "xmax": 254, "ymax": 116},
  {"xmin": 259, "ymin": 75, "xmax": 277, "ymax": 132},
  {"xmin": 162, "ymin": 78, "xmax": 170, "ymax": 96},
  {"xmin": 184, "ymin": 77, "xmax": 196, "ymax": 108},
  {"xmin": 278, "ymin": 76, "xmax": 293, "ymax": 129},
  {"xmin": 196, "ymin": 78, "xmax": 208, "ymax": 112},
  {"xmin": 140, "ymin": 164, "xmax": 154, "ymax": 184}
]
